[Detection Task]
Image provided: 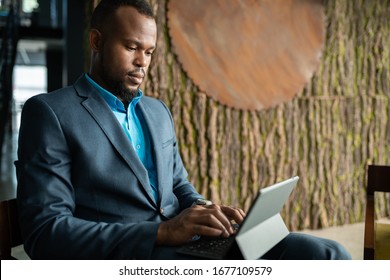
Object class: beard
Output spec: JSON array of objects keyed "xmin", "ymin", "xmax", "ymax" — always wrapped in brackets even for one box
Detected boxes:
[
  {"xmin": 110, "ymin": 80, "xmax": 138, "ymax": 103},
  {"xmin": 100, "ymin": 53, "xmax": 140, "ymax": 104}
]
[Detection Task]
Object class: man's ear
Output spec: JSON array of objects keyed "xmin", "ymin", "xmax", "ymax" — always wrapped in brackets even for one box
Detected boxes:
[{"xmin": 90, "ymin": 29, "xmax": 102, "ymax": 52}]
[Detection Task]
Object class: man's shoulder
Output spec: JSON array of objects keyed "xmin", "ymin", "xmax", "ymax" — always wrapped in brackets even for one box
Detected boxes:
[
  {"xmin": 141, "ymin": 95, "xmax": 164, "ymax": 105},
  {"xmin": 139, "ymin": 96, "xmax": 174, "ymax": 124},
  {"xmin": 50, "ymin": 85, "xmax": 76, "ymax": 95},
  {"xmin": 26, "ymin": 84, "xmax": 80, "ymax": 105},
  {"xmin": 140, "ymin": 95, "xmax": 170, "ymax": 112},
  {"xmin": 27, "ymin": 86, "xmax": 74, "ymax": 100},
  {"xmin": 27, "ymin": 75, "xmax": 89, "ymax": 104}
]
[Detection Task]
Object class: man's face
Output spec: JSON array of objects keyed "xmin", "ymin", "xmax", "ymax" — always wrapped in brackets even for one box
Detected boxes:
[{"xmin": 95, "ymin": 6, "xmax": 157, "ymax": 102}]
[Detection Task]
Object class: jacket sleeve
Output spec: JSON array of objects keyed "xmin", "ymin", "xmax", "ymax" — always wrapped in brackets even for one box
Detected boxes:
[{"xmin": 15, "ymin": 96, "xmax": 160, "ymax": 260}]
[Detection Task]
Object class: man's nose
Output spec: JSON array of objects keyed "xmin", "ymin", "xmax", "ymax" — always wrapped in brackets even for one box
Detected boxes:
[{"xmin": 134, "ymin": 52, "xmax": 148, "ymax": 67}]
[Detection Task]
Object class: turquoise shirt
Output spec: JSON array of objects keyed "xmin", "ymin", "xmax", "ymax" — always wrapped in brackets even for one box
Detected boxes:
[{"xmin": 85, "ymin": 74, "xmax": 158, "ymax": 202}]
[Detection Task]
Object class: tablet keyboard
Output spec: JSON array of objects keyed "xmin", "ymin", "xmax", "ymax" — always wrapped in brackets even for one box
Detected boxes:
[{"xmin": 177, "ymin": 235, "xmax": 235, "ymax": 259}]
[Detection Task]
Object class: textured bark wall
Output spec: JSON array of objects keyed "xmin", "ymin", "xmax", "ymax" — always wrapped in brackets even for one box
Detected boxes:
[{"xmin": 87, "ymin": 0, "xmax": 390, "ymax": 230}]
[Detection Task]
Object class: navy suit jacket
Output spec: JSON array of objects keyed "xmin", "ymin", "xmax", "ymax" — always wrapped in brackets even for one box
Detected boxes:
[{"xmin": 15, "ymin": 75, "xmax": 203, "ymax": 259}]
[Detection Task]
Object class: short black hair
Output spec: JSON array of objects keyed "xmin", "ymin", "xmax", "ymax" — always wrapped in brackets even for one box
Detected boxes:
[{"xmin": 90, "ymin": 0, "xmax": 154, "ymax": 30}]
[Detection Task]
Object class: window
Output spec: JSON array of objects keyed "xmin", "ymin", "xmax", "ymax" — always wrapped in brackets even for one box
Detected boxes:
[{"xmin": 22, "ymin": 0, "xmax": 39, "ymax": 13}]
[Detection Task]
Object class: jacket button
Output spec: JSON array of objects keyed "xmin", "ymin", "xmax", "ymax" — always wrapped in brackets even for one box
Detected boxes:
[{"xmin": 159, "ymin": 208, "xmax": 164, "ymax": 214}]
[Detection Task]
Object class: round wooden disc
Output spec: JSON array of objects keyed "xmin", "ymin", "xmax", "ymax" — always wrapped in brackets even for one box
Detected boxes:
[{"xmin": 167, "ymin": 0, "xmax": 325, "ymax": 110}]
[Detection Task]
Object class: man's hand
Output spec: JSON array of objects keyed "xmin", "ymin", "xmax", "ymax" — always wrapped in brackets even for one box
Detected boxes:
[{"xmin": 156, "ymin": 204, "xmax": 245, "ymax": 246}]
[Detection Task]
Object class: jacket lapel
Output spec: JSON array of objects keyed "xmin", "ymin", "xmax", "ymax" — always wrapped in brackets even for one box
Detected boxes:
[
  {"xmin": 73, "ymin": 76, "xmax": 157, "ymax": 206},
  {"xmin": 137, "ymin": 101, "xmax": 166, "ymax": 206}
]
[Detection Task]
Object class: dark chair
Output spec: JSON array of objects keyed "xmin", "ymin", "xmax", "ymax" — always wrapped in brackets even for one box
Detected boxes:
[
  {"xmin": 0, "ymin": 198, "xmax": 23, "ymax": 259},
  {"xmin": 363, "ymin": 165, "xmax": 390, "ymax": 260}
]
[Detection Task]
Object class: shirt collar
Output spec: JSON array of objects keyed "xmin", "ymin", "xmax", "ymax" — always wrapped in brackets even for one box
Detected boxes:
[{"xmin": 85, "ymin": 73, "xmax": 143, "ymax": 111}]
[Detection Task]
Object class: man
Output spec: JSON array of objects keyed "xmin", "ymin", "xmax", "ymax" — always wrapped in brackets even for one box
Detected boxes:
[{"xmin": 15, "ymin": 0, "xmax": 351, "ymax": 260}]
